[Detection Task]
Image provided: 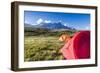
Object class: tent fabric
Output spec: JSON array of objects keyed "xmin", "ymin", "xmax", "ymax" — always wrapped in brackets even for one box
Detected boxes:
[{"xmin": 60, "ymin": 31, "xmax": 90, "ymax": 60}]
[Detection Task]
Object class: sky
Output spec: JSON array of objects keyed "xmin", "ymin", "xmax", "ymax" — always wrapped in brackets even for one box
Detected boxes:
[{"xmin": 24, "ymin": 11, "xmax": 90, "ymax": 30}]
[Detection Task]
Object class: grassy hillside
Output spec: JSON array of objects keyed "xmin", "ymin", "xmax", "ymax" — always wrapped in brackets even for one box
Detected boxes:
[
  {"xmin": 24, "ymin": 36, "xmax": 64, "ymax": 61},
  {"xmin": 24, "ymin": 28, "xmax": 76, "ymax": 61}
]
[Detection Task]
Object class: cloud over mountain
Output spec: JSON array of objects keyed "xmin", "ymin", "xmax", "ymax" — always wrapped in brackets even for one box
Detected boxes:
[
  {"xmin": 36, "ymin": 18, "xmax": 43, "ymax": 24},
  {"xmin": 25, "ymin": 19, "xmax": 75, "ymax": 30}
]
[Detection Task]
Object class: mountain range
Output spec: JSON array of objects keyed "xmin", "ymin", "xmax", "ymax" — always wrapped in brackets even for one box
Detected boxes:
[{"xmin": 24, "ymin": 22, "xmax": 75, "ymax": 30}]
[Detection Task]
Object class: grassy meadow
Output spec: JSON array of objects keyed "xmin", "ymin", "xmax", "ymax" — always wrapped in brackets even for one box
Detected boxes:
[{"xmin": 24, "ymin": 28, "xmax": 76, "ymax": 62}]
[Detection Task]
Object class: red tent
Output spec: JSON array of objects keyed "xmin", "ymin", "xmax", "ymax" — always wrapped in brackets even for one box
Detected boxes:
[{"xmin": 60, "ymin": 31, "xmax": 90, "ymax": 60}]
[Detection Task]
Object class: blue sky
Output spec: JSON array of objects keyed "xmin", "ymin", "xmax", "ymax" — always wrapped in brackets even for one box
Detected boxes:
[{"xmin": 24, "ymin": 11, "xmax": 90, "ymax": 30}]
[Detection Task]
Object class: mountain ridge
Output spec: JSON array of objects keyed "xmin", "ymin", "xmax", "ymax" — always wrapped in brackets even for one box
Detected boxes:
[{"xmin": 24, "ymin": 22, "xmax": 75, "ymax": 30}]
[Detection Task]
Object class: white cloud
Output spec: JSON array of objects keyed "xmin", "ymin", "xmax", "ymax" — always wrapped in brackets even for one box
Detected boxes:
[
  {"xmin": 63, "ymin": 23, "xmax": 67, "ymax": 26},
  {"xmin": 44, "ymin": 20, "xmax": 51, "ymax": 23},
  {"xmin": 36, "ymin": 18, "xmax": 43, "ymax": 24},
  {"xmin": 63, "ymin": 23, "xmax": 69, "ymax": 26}
]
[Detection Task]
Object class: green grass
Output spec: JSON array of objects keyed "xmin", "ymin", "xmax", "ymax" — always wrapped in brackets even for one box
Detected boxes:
[
  {"xmin": 24, "ymin": 28, "xmax": 77, "ymax": 62},
  {"xmin": 24, "ymin": 36, "xmax": 65, "ymax": 61}
]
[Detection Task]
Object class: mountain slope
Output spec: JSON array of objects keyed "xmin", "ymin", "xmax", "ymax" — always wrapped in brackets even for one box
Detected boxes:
[{"xmin": 24, "ymin": 22, "xmax": 75, "ymax": 30}]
